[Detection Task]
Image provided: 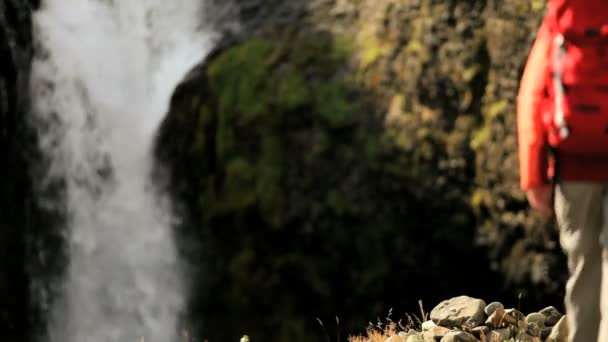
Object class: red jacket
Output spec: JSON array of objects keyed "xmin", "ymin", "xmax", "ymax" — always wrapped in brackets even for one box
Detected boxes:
[{"xmin": 517, "ymin": 18, "xmax": 608, "ymax": 190}]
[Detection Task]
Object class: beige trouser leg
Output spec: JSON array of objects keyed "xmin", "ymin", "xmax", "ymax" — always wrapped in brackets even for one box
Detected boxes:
[
  {"xmin": 598, "ymin": 193, "xmax": 608, "ymax": 342},
  {"xmin": 555, "ymin": 182, "xmax": 604, "ymax": 342}
]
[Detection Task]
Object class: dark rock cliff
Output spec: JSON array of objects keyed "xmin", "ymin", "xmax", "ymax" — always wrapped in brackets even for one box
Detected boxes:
[{"xmin": 0, "ymin": 0, "xmax": 36, "ymax": 341}]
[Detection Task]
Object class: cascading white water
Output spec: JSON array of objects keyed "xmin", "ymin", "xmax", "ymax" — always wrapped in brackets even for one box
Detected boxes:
[{"xmin": 30, "ymin": 1, "xmax": 215, "ymax": 341}]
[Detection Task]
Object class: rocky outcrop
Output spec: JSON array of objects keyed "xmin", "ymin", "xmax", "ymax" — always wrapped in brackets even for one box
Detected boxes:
[{"xmin": 157, "ymin": 20, "xmax": 503, "ymax": 341}]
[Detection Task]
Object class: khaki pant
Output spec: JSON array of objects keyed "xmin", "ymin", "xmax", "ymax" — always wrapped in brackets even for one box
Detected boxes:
[{"xmin": 554, "ymin": 182, "xmax": 608, "ymax": 342}]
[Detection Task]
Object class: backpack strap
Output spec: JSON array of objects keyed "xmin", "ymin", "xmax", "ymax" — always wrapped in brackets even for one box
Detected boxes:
[{"xmin": 551, "ymin": 33, "xmax": 570, "ymax": 139}]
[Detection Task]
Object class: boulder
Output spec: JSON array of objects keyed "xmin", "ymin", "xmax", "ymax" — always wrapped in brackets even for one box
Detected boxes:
[
  {"xmin": 430, "ymin": 296, "xmax": 486, "ymax": 328},
  {"xmin": 525, "ymin": 312, "xmax": 546, "ymax": 328}
]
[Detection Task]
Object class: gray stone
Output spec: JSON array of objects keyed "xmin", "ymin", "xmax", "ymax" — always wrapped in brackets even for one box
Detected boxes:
[
  {"xmin": 485, "ymin": 308, "xmax": 515, "ymax": 328},
  {"xmin": 430, "ymin": 296, "xmax": 487, "ymax": 328},
  {"xmin": 405, "ymin": 333, "xmax": 426, "ymax": 342},
  {"xmin": 539, "ymin": 306, "xmax": 563, "ymax": 326},
  {"xmin": 516, "ymin": 319, "xmax": 527, "ymax": 332},
  {"xmin": 514, "ymin": 332, "xmax": 535, "ymax": 342},
  {"xmin": 546, "ymin": 315, "xmax": 568, "ymax": 342},
  {"xmin": 484, "ymin": 302, "xmax": 504, "ymax": 316},
  {"xmin": 504, "ymin": 308, "xmax": 525, "ymax": 321},
  {"xmin": 405, "ymin": 333, "xmax": 429, "ymax": 342},
  {"xmin": 421, "ymin": 326, "xmax": 451, "ymax": 341},
  {"xmin": 525, "ymin": 312, "xmax": 546, "ymax": 328},
  {"xmin": 439, "ymin": 331, "xmax": 479, "ymax": 342},
  {"xmin": 541, "ymin": 327, "xmax": 553, "ymax": 340},
  {"xmin": 470, "ymin": 326, "xmax": 489, "ymax": 339},
  {"xmin": 489, "ymin": 328, "xmax": 511, "ymax": 341},
  {"xmin": 526, "ymin": 322, "xmax": 541, "ymax": 337},
  {"xmin": 421, "ymin": 320, "xmax": 437, "ymax": 331}
]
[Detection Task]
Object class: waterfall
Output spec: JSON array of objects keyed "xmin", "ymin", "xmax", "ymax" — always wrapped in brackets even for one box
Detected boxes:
[{"xmin": 30, "ymin": 1, "xmax": 215, "ymax": 341}]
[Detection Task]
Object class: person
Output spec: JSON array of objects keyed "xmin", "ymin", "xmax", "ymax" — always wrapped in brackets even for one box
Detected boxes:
[{"xmin": 517, "ymin": 1, "xmax": 608, "ymax": 341}]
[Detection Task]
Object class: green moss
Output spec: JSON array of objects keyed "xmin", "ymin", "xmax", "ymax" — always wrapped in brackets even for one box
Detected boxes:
[
  {"xmin": 470, "ymin": 125, "xmax": 489, "ymax": 151},
  {"xmin": 360, "ymin": 43, "xmax": 384, "ymax": 69},
  {"xmin": 332, "ymin": 35, "xmax": 356, "ymax": 62},
  {"xmin": 470, "ymin": 188, "xmax": 492, "ymax": 214},
  {"xmin": 487, "ymin": 100, "xmax": 507, "ymax": 119},
  {"xmin": 471, "ymin": 100, "xmax": 507, "ymax": 150},
  {"xmin": 314, "ymin": 80, "xmax": 354, "ymax": 127},
  {"xmin": 197, "ymin": 34, "xmax": 363, "ymax": 226},
  {"xmin": 462, "ymin": 64, "xmax": 482, "ymax": 83},
  {"xmin": 220, "ymin": 157, "xmax": 257, "ymax": 212},
  {"xmin": 276, "ymin": 66, "xmax": 311, "ymax": 111},
  {"xmin": 257, "ymin": 133, "xmax": 283, "ymax": 228}
]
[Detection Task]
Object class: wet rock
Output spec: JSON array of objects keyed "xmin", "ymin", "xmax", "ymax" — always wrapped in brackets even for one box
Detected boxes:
[
  {"xmin": 430, "ymin": 296, "xmax": 486, "ymax": 328},
  {"xmin": 0, "ymin": 1, "xmax": 41, "ymax": 341}
]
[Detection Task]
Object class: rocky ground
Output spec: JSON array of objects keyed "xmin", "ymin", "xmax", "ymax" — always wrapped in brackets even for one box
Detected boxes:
[{"xmin": 352, "ymin": 296, "xmax": 567, "ymax": 342}]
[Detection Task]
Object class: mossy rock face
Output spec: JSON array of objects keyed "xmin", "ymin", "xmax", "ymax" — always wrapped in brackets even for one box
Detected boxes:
[
  {"xmin": 157, "ymin": 32, "xmax": 381, "ymax": 341},
  {"xmin": 343, "ymin": 0, "xmax": 566, "ymax": 304},
  {"xmin": 162, "ymin": 32, "xmax": 363, "ymax": 228},
  {"xmin": 475, "ymin": 0, "xmax": 567, "ymax": 298},
  {"xmin": 157, "ymin": 28, "xmax": 498, "ymax": 341},
  {"xmin": 156, "ymin": 0, "xmax": 568, "ymax": 341}
]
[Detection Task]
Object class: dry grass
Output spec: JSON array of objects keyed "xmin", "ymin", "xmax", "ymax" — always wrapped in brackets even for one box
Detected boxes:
[
  {"xmin": 348, "ymin": 322, "xmax": 400, "ymax": 342},
  {"xmin": 348, "ymin": 307, "xmax": 421, "ymax": 342}
]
